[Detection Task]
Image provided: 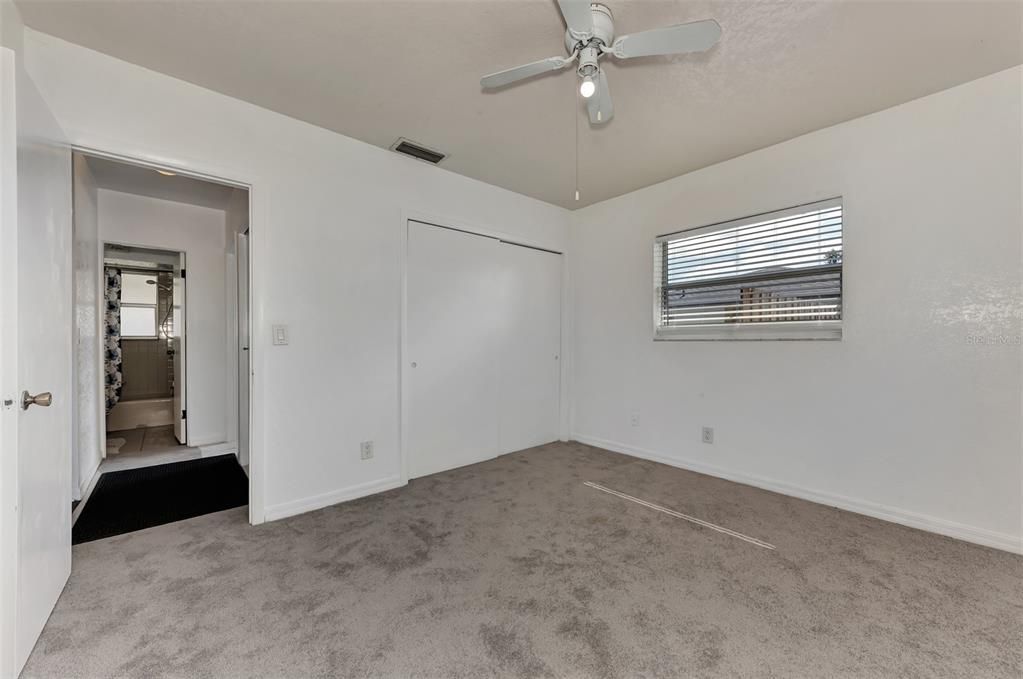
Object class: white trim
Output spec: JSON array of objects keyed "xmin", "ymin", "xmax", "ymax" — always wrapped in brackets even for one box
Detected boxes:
[
  {"xmin": 558, "ymin": 248, "xmax": 572, "ymax": 442},
  {"xmin": 78, "ymin": 455, "xmax": 100, "ymax": 499},
  {"xmin": 70, "ymin": 466, "xmax": 103, "ymax": 527},
  {"xmin": 264, "ymin": 476, "xmax": 406, "ymax": 522},
  {"xmin": 198, "ymin": 441, "xmax": 237, "ymax": 458},
  {"xmin": 67, "ymin": 145, "xmax": 248, "ymax": 190},
  {"xmin": 572, "ymin": 433, "xmax": 1022, "ymax": 555},
  {"xmin": 398, "ymin": 213, "xmax": 409, "ymax": 484},
  {"xmin": 98, "ymin": 449, "xmax": 199, "ymax": 474},
  {"xmin": 402, "ymin": 208, "xmax": 564, "ymax": 255},
  {"xmin": 95, "ymin": 236, "xmax": 105, "ymax": 460},
  {"xmin": 655, "ymin": 322, "xmax": 841, "ymax": 342}
]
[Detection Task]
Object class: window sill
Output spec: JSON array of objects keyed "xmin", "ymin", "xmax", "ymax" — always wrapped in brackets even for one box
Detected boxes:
[{"xmin": 654, "ymin": 322, "xmax": 842, "ymax": 342}]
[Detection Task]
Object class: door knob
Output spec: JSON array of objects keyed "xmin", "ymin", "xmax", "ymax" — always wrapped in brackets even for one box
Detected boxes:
[{"xmin": 21, "ymin": 391, "xmax": 52, "ymax": 410}]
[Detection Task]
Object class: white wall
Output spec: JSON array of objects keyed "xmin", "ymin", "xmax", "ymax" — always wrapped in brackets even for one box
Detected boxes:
[
  {"xmin": 71, "ymin": 154, "xmax": 101, "ymax": 497},
  {"xmin": 20, "ymin": 29, "xmax": 571, "ymax": 521},
  {"xmin": 570, "ymin": 66, "xmax": 1023, "ymax": 553},
  {"xmin": 99, "ymin": 189, "xmax": 229, "ymax": 447}
]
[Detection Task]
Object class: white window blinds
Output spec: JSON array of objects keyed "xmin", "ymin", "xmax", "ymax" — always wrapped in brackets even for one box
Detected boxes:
[{"xmin": 654, "ymin": 198, "xmax": 843, "ymax": 339}]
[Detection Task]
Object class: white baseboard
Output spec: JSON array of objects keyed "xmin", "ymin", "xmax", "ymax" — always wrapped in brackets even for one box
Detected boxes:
[
  {"xmin": 264, "ymin": 476, "xmax": 406, "ymax": 522},
  {"xmin": 572, "ymin": 433, "xmax": 1022, "ymax": 555},
  {"xmin": 72, "ymin": 465, "xmax": 103, "ymax": 527},
  {"xmin": 78, "ymin": 458, "xmax": 100, "ymax": 498},
  {"xmin": 198, "ymin": 441, "xmax": 238, "ymax": 458}
]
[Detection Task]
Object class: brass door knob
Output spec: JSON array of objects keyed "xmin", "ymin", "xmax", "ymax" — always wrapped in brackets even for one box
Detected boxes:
[{"xmin": 21, "ymin": 391, "xmax": 52, "ymax": 410}]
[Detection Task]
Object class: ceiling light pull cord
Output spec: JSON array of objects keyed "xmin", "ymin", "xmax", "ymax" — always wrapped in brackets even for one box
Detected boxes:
[{"xmin": 574, "ymin": 92, "xmax": 580, "ymax": 202}]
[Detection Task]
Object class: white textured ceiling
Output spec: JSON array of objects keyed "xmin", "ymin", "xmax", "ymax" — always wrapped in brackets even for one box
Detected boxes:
[{"xmin": 22, "ymin": 1, "xmax": 1023, "ymax": 209}]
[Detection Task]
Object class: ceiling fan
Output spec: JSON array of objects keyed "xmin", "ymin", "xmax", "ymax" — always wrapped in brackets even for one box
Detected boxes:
[{"xmin": 480, "ymin": 1, "xmax": 721, "ymax": 125}]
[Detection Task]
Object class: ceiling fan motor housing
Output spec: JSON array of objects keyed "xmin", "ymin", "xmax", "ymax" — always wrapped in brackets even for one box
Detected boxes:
[{"xmin": 565, "ymin": 3, "xmax": 615, "ymax": 54}]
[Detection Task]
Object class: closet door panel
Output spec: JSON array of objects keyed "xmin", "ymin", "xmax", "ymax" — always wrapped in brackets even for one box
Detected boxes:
[
  {"xmin": 406, "ymin": 221, "xmax": 501, "ymax": 479},
  {"xmin": 497, "ymin": 243, "xmax": 562, "ymax": 454}
]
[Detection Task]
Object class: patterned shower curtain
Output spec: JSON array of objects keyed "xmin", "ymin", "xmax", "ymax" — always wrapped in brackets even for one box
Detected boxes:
[{"xmin": 104, "ymin": 268, "xmax": 124, "ymax": 412}]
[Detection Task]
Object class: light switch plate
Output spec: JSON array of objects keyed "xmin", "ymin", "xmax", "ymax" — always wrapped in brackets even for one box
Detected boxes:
[{"xmin": 272, "ymin": 324, "xmax": 289, "ymax": 346}]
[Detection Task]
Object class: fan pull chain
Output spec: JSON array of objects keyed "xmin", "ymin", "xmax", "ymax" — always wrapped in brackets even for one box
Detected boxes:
[{"xmin": 574, "ymin": 91, "xmax": 580, "ymax": 202}]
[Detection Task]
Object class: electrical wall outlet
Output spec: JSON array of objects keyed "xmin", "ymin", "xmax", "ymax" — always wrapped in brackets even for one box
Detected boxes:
[
  {"xmin": 701, "ymin": 426, "xmax": 714, "ymax": 444},
  {"xmin": 630, "ymin": 411, "xmax": 640, "ymax": 427},
  {"xmin": 360, "ymin": 440, "xmax": 374, "ymax": 460}
]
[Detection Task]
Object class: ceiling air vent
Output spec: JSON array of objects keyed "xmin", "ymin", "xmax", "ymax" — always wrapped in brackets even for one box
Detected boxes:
[{"xmin": 390, "ymin": 138, "xmax": 446, "ymax": 165}]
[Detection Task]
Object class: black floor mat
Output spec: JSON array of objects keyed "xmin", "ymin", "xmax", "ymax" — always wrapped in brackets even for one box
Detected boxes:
[{"xmin": 72, "ymin": 455, "xmax": 248, "ymax": 544}]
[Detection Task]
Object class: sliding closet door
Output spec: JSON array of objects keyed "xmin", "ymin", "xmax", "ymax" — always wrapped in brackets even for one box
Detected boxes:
[
  {"xmin": 497, "ymin": 243, "xmax": 562, "ymax": 453},
  {"xmin": 406, "ymin": 221, "xmax": 501, "ymax": 479}
]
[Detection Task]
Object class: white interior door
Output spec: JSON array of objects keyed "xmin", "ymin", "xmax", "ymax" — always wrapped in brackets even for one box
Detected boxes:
[
  {"xmin": 406, "ymin": 221, "xmax": 500, "ymax": 479},
  {"xmin": 236, "ymin": 231, "xmax": 250, "ymax": 466},
  {"xmin": 4, "ymin": 52, "xmax": 74, "ymax": 674},
  {"xmin": 497, "ymin": 243, "xmax": 562, "ymax": 453},
  {"xmin": 172, "ymin": 254, "xmax": 186, "ymax": 444}
]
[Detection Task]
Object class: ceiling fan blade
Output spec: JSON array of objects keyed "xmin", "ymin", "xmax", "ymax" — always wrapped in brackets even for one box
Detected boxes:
[
  {"xmin": 480, "ymin": 56, "xmax": 572, "ymax": 89},
  {"xmin": 558, "ymin": 0, "xmax": 594, "ymax": 40},
  {"xmin": 610, "ymin": 19, "xmax": 721, "ymax": 59},
  {"xmin": 587, "ymin": 69, "xmax": 613, "ymax": 125}
]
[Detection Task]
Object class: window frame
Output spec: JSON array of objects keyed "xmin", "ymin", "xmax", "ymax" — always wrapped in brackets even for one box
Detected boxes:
[
  {"xmin": 119, "ymin": 272, "xmax": 160, "ymax": 340},
  {"xmin": 653, "ymin": 197, "xmax": 844, "ymax": 342},
  {"xmin": 119, "ymin": 303, "xmax": 159, "ymax": 340}
]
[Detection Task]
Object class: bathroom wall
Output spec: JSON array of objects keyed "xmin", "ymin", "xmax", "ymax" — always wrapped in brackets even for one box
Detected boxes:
[{"xmin": 117, "ymin": 271, "xmax": 173, "ymax": 402}]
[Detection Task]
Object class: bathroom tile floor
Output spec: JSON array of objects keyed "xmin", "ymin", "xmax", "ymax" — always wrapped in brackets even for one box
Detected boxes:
[{"xmin": 103, "ymin": 425, "xmax": 199, "ymax": 473}]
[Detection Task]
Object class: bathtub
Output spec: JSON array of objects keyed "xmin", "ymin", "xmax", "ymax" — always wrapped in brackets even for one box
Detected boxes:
[{"xmin": 106, "ymin": 396, "xmax": 174, "ymax": 432}]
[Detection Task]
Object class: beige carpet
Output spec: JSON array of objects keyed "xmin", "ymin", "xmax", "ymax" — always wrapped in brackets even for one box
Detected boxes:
[{"xmin": 22, "ymin": 442, "xmax": 1022, "ymax": 678}]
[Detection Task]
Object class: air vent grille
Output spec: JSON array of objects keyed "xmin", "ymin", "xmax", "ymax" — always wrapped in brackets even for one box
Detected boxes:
[{"xmin": 391, "ymin": 138, "xmax": 446, "ymax": 165}]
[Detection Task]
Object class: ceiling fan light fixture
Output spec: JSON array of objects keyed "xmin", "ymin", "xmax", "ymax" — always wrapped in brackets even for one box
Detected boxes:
[
  {"xmin": 579, "ymin": 75, "xmax": 596, "ymax": 98},
  {"xmin": 479, "ymin": 1, "xmax": 722, "ymax": 129}
]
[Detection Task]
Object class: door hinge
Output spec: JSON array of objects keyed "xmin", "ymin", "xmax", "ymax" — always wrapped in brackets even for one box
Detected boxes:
[
  {"xmin": 181, "ymin": 409, "xmax": 187, "ymax": 419},
  {"xmin": 180, "ymin": 269, "xmax": 186, "ymax": 279}
]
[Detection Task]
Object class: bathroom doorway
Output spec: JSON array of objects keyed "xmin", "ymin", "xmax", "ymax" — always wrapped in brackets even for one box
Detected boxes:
[{"xmin": 102, "ymin": 244, "xmax": 191, "ymax": 469}]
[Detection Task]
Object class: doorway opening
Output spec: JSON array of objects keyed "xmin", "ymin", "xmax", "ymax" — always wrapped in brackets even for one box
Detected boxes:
[
  {"xmin": 71, "ymin": 152, "xmax": 252, "ymax": 541},
  {"xmin": 102, "ymin": 244, "xmax": 189, "ymax": 469}
]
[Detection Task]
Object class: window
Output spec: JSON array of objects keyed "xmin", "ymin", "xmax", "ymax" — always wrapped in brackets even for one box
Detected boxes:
[
  {"xmin": 654, "ymin": 198, "xmax": 842, "ymax": 340},
  {"xmin": 120, "ymin": 272, "xmax": 158, "ymax": 338}
]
